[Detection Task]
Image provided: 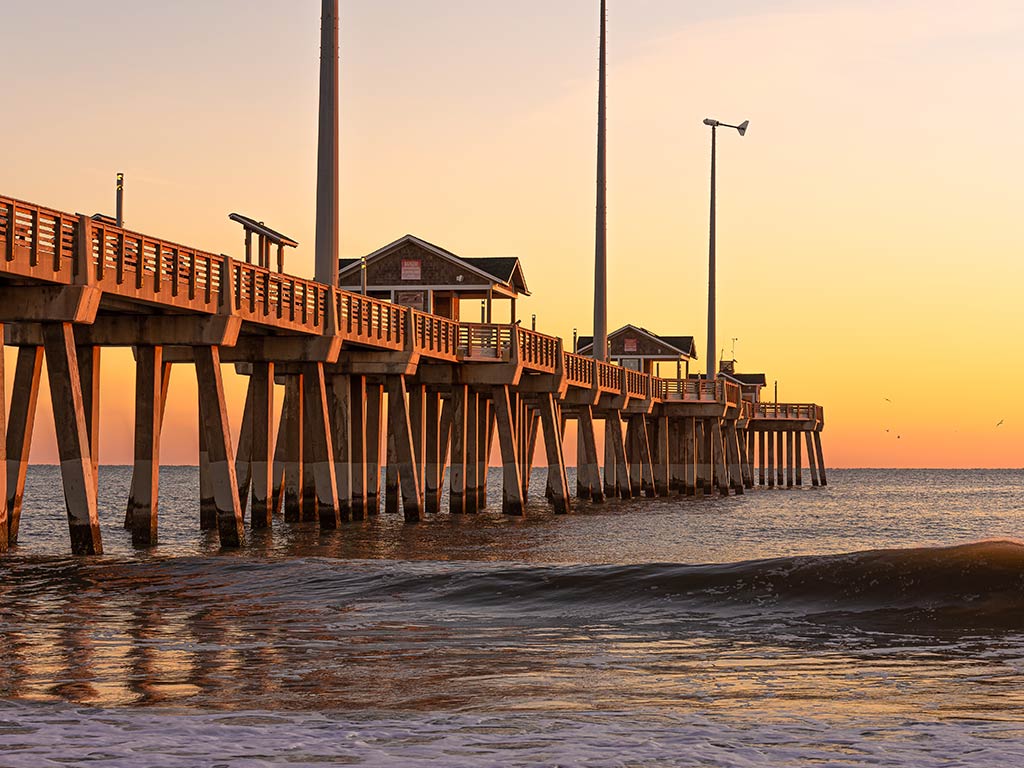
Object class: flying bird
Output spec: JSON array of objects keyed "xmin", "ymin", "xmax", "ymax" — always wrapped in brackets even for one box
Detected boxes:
[{"xmin": 996, "ymin": 420, "xmax": 1004, "ymax": 427}]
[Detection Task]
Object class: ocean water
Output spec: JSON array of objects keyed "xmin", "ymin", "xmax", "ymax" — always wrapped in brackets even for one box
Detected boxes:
[{"xmin": 1, "ymin": 467, "xmax": 1024, "ymax": 766}]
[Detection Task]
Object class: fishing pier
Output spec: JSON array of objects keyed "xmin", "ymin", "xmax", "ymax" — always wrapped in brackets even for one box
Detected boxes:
[{"xmin": 0, "ymin": 193, "xmax": 826, "ymax": 555}]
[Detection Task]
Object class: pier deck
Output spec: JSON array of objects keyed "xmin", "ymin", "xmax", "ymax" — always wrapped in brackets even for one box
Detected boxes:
[{"xmin": 0, "ymin": 193, "xmax": 826, "ymax": 554}]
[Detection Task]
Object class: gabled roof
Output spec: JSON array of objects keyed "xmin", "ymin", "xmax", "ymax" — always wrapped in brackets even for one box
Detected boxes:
[
  {"xmin": 576, "ymin": 324, "xmax": 698, "ymax": 359},
  {"xmin": 720, "ymin": 370, "xmax": 770, "ymax": 387},
  {"xmin": 337, "ymin": 234, "xmax": 530, "ymax": 295}
]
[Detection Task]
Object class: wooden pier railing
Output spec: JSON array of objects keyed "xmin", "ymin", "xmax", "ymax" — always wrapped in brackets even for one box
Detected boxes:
[
  {"xmin": 2, "ymin": 192, "xmax": 822, "ymax": 419},
  {"xmin": 752, "ymin": 403, "xmax": 824, "ymax": 422}
]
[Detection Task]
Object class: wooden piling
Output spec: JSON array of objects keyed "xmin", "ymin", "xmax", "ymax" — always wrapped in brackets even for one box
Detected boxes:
[
  {"xmin": 194, "ymin": 346, "xmax": 244, "ymax": 548},
  {"xmin": 129, "ymin": 345, "xmax": 162, "ymax": 547},
  {"xmin": 492, "ymin": 385, "xmax": 525, "ymax": 516},
  {"xmin": 785, "ymin": 430, "xmax": 794, "ymax": 489},
  {"xmin": 42, "ymin": 323, "xmax": 102, "ymax": 555},
  {"xmin": 795, "ymin": 429, "xmax": 803, "ymax": 487},
  {"xmin": 302, "ymin": 363, "xmax": 340, "ymax": 528},
  {"xmin": 767, "ymin": 429, "xmax": 776, "ymax": 488},
  {"xmin": 814, "ymin": 431, "xmax": 828, "ymax": 486},
  {"xmin": 577, "ymin": 406, "xmax": 603, "ymax": 503},
  {"xmin": 725, "ymin": 421, "xmax": 743, "ymax": 495},
  {"xmin": 711, "ymin": 419, "xmax": 730, "ymax": 497},
  {"xmin": 352, "ymin": 377, "xmax": 369, "ymax": 518},
  {"xmin": 300, "ymin": 376, "xmax": 318, "ymax": 522},
  {"xmin": 449, "ymin": 384, "xmax": 468, "ymax": 514},
  {"xmin": 758, "ymin": 430, "xmax": 766, "ymax": 486},
  {"xmin": 77, "ymin": 345, "xmax": 100, "ymax": 486},
  {"xmin": 654, "ymin": 415, "xmax": 670, "ymax": 496},
  {"xmin": 385, "ymin": 431, "xmax": 400, "ymax": 515},
  {"xmin": 805, "ymin": 431, "xmax": 820, "ymax": 487},
  {"xmin": 282, "ymin": 376, "xmax": 304, "ymax": 522},
  {"xmin": 424, "ymin": 390, "xmax": 441, "ymax": 514},
  {"xmin": 250, "ymin": 362, "xmax": 275, "ymax": 528},
  {"xmin": 682, "ymin": 417, "xmax": 696, "ymax": 497},
  {"xmin": 465, "ymin": 391, "xmax": 479, "ymax": 512},
  {"xmin": 635, "ymin": 416, "xmax": 656, "ymax": 498},
  {"xmin": 234, "ymin": 377, "xmax": 254, "ymax": 516},
  {"xmin": 607, "ymin": 412, "xmax": 631, "ymax": 499},
  {"xmin": 5, "ymin": 346, "xmax": 42, "ymax": 545},
  {"xmin": 385, "ymin": 375, "xmax": 423, "ymax": 522},
  {"xmin": 603, "ymin": 417, "xmax": 617, "ymax": 498},
  {"xmin": 776, "ymin": 431, "xmax": 785, "ymax": 487},
  {"xmin": 539, "ymin": 393, "xmax": 571, "ymax": 514}
]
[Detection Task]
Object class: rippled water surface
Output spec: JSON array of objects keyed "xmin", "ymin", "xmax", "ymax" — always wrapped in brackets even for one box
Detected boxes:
[{"xmin": 2, "ymin": 468, "xmax": 1023, "ymax": 766}]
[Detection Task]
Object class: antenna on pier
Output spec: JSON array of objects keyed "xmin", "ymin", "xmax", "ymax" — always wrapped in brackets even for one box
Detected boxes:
[
  {"xmin": 314, "ymin": 0, "xmax": 340, "ymax": 287},
  {"xmin": 115, "ymin": 173, "xmax": 124, "ymax": 227},
  {"xmin": 592, "ymin": 0, "xmax": 608, "ymax": 362}
]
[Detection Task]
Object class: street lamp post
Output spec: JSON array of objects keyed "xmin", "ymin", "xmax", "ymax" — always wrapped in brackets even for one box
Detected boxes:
[{"xmin": 703, "ymin": 117, "xmax": 748, "ymax": 382}]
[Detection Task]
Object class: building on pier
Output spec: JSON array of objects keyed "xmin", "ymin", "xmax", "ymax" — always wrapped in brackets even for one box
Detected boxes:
[
  {"xmin": 718, "ymin": 360, "xmax": 767, "ymax": 403},
  {"xmin": 337, "ymin": 234, "xmax": 529, "ymax": 322},
  {"xmin": 576, "ymin": 325, "xmax": 697, "ymax": 378}
]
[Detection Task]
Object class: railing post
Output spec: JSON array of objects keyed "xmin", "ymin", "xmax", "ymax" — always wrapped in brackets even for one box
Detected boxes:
[{"xmin": 74, "ymin": 214, "xmax": 96, "ymax": 286}]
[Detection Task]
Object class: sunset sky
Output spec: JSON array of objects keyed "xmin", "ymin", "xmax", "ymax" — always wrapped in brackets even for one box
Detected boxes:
[{"xmin": 3, "ymin": 0, "xmax": 1022, "ymax": 468}]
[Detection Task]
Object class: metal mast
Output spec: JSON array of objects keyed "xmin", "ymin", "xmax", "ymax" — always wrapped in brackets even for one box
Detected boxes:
[
  {"xmin": 592, "ymin": 0, "xmax": 608, "ymax": 361},
  {"xmin": 314, "ymin": 0, "xmax": 340, "ymax": 287}
]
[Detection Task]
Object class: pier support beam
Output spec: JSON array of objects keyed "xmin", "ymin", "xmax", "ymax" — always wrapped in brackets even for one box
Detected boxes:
[
  {"xmin": 786, "ymin": 430, "xmax": 794, "ymax": 489},
  {"xmin": 577, "ymin": 407, "xmax": 603, "ymax": 503},
  {"xmin": 603, "ymin": 417, "xmax": 617, "ymax": 498},
  {"xmin": 303, "ymin": 362, "xmax": 341, "ymax": 528},
  {"xmin": 814, "ymin": 431, "xmax": 828, "ymax": 486},
  {"xmin": 711, "ymin": 419, "xmax": 730, "ymax": 497},
  {"xmin": 42, "ymin": 323, "xmax": 101, "ymax": 555},
  {"xmin": 682, "ymin": 418, "xmax": 696, "ymax": 497},
  {"xmin": 194, "ymin": 346, "xmax": 244, "ymax": 548},
  {"xmin": 327, "ymin": 374, "xmax": 353, "ymax": 522},
  {"xmin": 654, "ymin": 415, "xmax": 670, "ymax": 497},
  {"xmin": 386, "ymin": 376, "xmax": 423, "ymax": 522},
  {"xmin": 725, "ymin": 421, "xmax": 744, "ymax": 495},
  {"xmin": 539, "ymin": 393, "xmax": 570, "ymax": 514},
  {"xmin": 250, "ymin": 362, "xmax": 275, "ymax": 528},
  {"xmin": 607, "ymin": 412, "xmax": 630, "ymax": 499},
  {"xmin": 282, "ymin": 376, "xmax": 304, "ymax": 522},
  {"xmin": 776, "ymin": 431, "xmax": 785, "ymax": 487},
  {"xmin": 767, "ymin": 430, "xmax": 776, "ymax": 488},
  {"xmin": 234, "ymin": 377, "xmax": 254, "ymax": 517},
  {"xmin": 492, "ymin": 385, "xmax": 525, "ymax": 516},
  {"xmin": 352, "ymin": 377, "xmax": 369, "ymax": 518},
  {"xmin": 636, "ymin": 416, "xmax": 656, "ymax": 498},
  {"xmin": 5, "ymin": 346, "xmax": 43, "ymax": 546},
  {"xmin": 129, "ymin": 345, "xmax": 162, "ymax": 548},
  {"xmin": 795, "ymin": 429, "xmax": 803, "ymax": 487},
  {"xmin": 465, "ymin": 392, "xmax": 479, "ymax": 512},
  {"xmin": 758, "ymin": 430, "xmax": 766, "ymax": 486},
  {"xmin": 424, "ymin": 391, "xmax": 441, "ymax": 514},
  {"xmin": 449, "ymin": 385, "xmax": 468, "ymax": 514},
  {"xmin": 805, "ymin": 431, "xmax": 820, "ymax": 487}
]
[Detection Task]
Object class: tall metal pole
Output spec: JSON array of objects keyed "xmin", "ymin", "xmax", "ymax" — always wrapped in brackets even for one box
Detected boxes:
[
  {"xmin": 706, "ymin": 125, "xmax": 717, "ymax": 381},
  {"xmin": 592, "ymin": 0, "xmax": 608, "ymax": 362},
  {"xmin": 115, "ymin": 172, "xmax": 124, "ymax": 228},
  {"xmin": 314, "ymin": 0, "xmax": 339, "ymax": 287}
]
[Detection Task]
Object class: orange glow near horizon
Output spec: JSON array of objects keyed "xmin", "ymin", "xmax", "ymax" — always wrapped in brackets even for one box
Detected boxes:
[{"xmin": 2, "ymin": 0, "xmax": 1022, "ymax": 469}]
